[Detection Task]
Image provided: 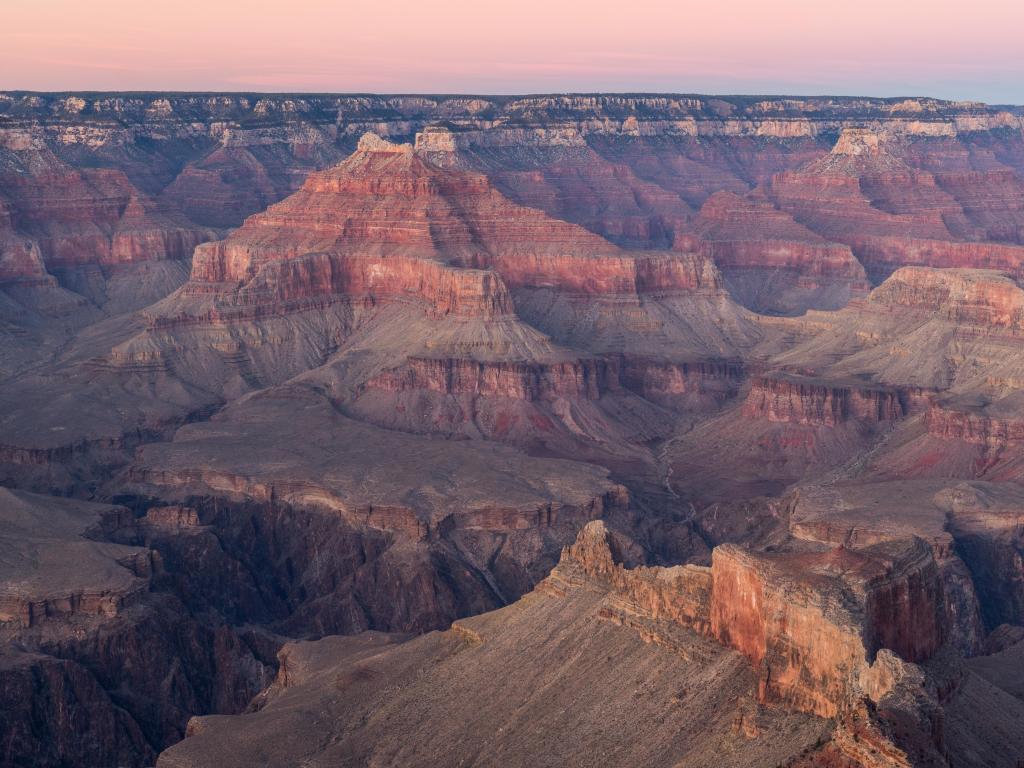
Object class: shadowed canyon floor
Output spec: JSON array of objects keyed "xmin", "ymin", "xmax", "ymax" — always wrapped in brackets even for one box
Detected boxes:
[{"xmin": 1, "ymin": 93, "xmax": 1024, "ymax": 767}]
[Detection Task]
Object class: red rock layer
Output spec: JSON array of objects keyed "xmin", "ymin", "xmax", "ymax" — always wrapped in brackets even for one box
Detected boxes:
[
  {"xmin": 763, "ymin": 128, "xmax": 1024, "ymax": 280},
  {"xmin": 850, "ymin": 237, "xmax": 1024, "ymax": 282},
  {"xmin": 932, "ymin": 168, "xmax": 1024, "ymax": 243},
  {"xmin": 0, "ymin": 233, "xmax": 53, "ymax": 286},
  {"xmin": 0, "ymin": 152, "xmax": 214, "ymax": 272},
  {"xmin": 868, "ymin": 266, "xmax": 1024, "ymax": 329},
  {"xmin": 709, "ymin": 540, "xmax": 944, "ymax": 718},
  {"xmin": 436, "ymin": 486, "xmax": 629, "ymax": 536},
  {"xmin": 741, "ymin": 375, "xmax": 904, "ymax": 427},
  {"xmin": 189, "ymin": 252, "xmax": 514, "ymax": 320},
  {"xmin": 483, "ymin": 151, "xmax": 693, "ymax": 246},
  {"xmin": 925, "ymin": 404, "xmax": 1024, "ymax": 446},
  {"xmin": 364, "ymin": 357, "xmax": 614, "ymax": 401},
  {"xmin": 159, "ymin": 146, "xmax": 292, "ymax": 229},
  {"xmin": 556, "ymin": 523, "xmax": 946, "ymax": 720},
  {"xmin": 618, "ymin": 357, "xmax": 744, "ymax": 408},
  {"xmin": 185, "ymin": 134, "xmax": 723, "ymax": 319},
  {"xmin": 365, "ymin": 355, "xmax": 745, "ymax": 407},
  {"xmin": 189, "ymin": 134, "xmax": 615, "ymax": 285},
  {"xmin": 677, "ymin": 191, "xmax": 867, "ymax": 280}
]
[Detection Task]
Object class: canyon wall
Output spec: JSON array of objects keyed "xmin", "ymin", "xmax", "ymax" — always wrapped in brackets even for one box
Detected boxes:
[
  {"xmin": 555, "ymin": 522, "xmax": 947, "ymax": 721},
  {"xmin": 742, "ymin": 375, "xmax": 905, "ymax": 427}
]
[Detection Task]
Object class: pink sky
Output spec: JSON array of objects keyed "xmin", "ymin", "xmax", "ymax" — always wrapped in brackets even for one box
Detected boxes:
[{"xmin": 3, "ymin": 0, "xmax": 1023, "ymax": 102}]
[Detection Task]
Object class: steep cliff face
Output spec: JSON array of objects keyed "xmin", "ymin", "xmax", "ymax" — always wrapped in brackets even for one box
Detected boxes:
[
  {"xmin": 156, "ymin": 520, "xmax": 831, "ymax": 768},
  {"xmin": 676, "ymin": 190, "xmax": 870, "ymax": 313},
  {"xmin": 0, "ymin": 489, "xmax": 268, "ymax": 768},
  {"xmin": 938, "ymin": 483, "xmax": 1024, "ymax": 630},
  {"xmin": 555, "ymin": 523, "xmax": 947, "ymax": 722},
  {"xmin": 786, "ymin": 480, "xmax": 988, "ymax": 655},
  {"xmin": 742, "ymin": 375, "xmax": 904, "ymax": 427},
  {"xmin": 869, "ymin": 267, "xmax": 1024, "ymax": 329},
  {"xmin": 0, "ymin": 203, "xmax": 52, "ymax": 285},
  {"xmin": 617, "ymin": 356, "xmax": 744, "ymax": 409},
  {"xmin": 764, "ymin": 128, "xmax": 1024, "ymax": 282},
  {"xmin": 709, "ymin": 540, "xmax": 945, "ymax": 718},
  {"xmin": 925, "ymin": 402, "xmax": 1024, "ymax": 447},
  {"xmin": 155, "ymin": 519, "xmax": 1024, "ymax": 768},
  {"xmin": 348, "ymin": 354, "xmax": 682, "ymax": 455}
]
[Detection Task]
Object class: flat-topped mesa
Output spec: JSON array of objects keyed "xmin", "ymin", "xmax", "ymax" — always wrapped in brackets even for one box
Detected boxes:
[
  {"xmin": 741, "ymin": 374, "xmax": 905, "ymax": 427},
  {"xmin": 356, "ymin": 132, "xmax": 413, "ymax": 154},
  {"xmin": 412, "ymin": 125, "xmax": 462, "ymax": 167},
  {"xmin": 832, "ymin": 127, "xmax": 884, "ymax": 156},
  {"xmin": 805, "ymin": 127, "xmax": 911, "ymax": 176},
  {"xmin": 868, "ymin": 267, "xmax": 1024, "ymax": 330}
]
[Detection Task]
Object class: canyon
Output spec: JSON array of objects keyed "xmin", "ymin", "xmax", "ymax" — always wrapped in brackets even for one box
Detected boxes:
[{"xmin": 1, "ymin": 92, "xmax": 1024, "ymax": 767}]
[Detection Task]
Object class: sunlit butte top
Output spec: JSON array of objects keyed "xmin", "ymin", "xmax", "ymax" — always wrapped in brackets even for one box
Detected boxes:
[{"xmin": 2, "ymin": 0, "xmax": 1023, "ymax": 102}]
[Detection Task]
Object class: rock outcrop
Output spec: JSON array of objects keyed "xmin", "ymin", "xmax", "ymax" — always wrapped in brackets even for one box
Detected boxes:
[
  {"xmin": 0, "ymin": 489, "xmax": 269, "ymax": 768},
  {"xmin": 559, "ymin": 523, "xmax": 946, "ymax": 721},
  {"xmin": 741, "ymin": 374, "xmax": 904, "ymax": 427},
  {"xmin": 676, "ymin": 191, "xmax": 870, "ymax": 314},
  {"xmin": 869, "ymin": 267, "xmax": 1024, "ymax": 330},
  {"xmin": 764, "ymin": 128, "xmax": 1024, "ymax": 282}
]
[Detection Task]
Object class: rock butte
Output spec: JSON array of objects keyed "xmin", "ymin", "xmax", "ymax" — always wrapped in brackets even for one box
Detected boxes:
[{"xmin": 1, "ymin": 93, "xmax": 1024, "ymax": 767}]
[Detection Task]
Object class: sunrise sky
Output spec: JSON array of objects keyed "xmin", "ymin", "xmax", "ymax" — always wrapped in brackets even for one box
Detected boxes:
[{"xmin": 3, "ymin": 0, "xmax": 1023, "ymax": 102}]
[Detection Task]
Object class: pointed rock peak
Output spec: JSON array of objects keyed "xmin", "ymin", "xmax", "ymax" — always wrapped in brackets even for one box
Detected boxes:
[
  {"xmin": 356, "ymin": 132, "xmax": 413, "ymax": 154},
  {"xmin": 556, "ymin": 519, "xmax": 636, "ymax": 578}
]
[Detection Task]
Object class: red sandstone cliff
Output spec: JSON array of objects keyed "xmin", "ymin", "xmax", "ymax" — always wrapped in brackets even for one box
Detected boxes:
[
  {"xmin": 869, "ymin": 267, "xmax": 1024, "ymax": 330},
  {"xmin": 676, "ymin": 190, "xmax": 869, "ymax": 313},
  {"xmin": 764, "ymin": 128, "xmax": 1024, "ymax": 281},
  {"xmin": 742, "ymin": 375, "xmax": 904, "ymax": 427},
  {"xmin": 555, "ymin": 522, "xmax": 946, "ymax": 721}
]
